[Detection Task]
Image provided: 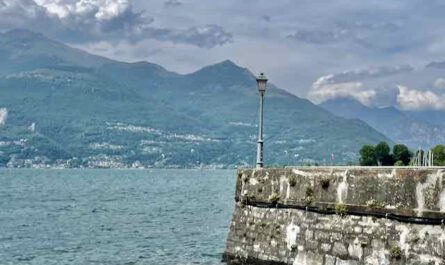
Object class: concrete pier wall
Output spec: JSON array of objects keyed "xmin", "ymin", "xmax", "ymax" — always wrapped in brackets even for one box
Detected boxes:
[{"xmin": 224, "ymin": 167, "xmax": 445, "ymax": 265}]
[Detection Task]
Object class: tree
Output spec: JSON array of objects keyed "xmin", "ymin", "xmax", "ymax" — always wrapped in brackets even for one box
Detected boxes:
[
  {"xmin": 375, "ymin": 141, "xmax": 393, "ymax": 166},
  {"xmin": 393, "ymin": 144, "xmax": 412, "ymax": 166},
  {"xmin": 360, "ymin": 145, "xmax": 377, "ymax": 166},
  {"xmin": 432, "ymin": 145, "xmax": 445, "ymax": 166}
]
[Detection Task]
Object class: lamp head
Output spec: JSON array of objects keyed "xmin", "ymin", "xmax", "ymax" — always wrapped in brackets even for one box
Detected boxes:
[{"xmin": 256, "ymin": 73, "xmax": 268, "ymax": 92}]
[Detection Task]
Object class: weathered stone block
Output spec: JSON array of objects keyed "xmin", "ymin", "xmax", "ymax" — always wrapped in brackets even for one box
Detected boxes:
[
  {"xmin": 224, "ymin": 168, "xmax": 445, "ymax": 265},
  {"xmin": 332, "ymin": 242, "xmax": 349, "ymax": 258}
]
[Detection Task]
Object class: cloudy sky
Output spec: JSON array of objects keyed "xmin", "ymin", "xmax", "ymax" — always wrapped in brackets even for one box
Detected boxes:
[{"xmin": 2, "ymin": 0, "xmax": 445, "ymax": 110}]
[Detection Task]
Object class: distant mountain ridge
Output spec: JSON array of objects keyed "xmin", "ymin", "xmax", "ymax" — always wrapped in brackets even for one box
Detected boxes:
[
  {"xmin": 0, "ymin": 29, "xmax": 390, "ymax": 168},
  {"xmin": 320, "ymin": 97, "xmax": 445, "ymax": 148}
]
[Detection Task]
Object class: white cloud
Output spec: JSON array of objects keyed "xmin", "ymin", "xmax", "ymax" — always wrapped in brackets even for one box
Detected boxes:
[
  {"xmin": 0, "ymin": 108, "xmax": 8, "ymax": 126},
  {"xmin": 33, "ymin": 0, "xmax": 131, "ymax": 21},
  {"xmin": 310, "ymin": 74, "xmax": 445, "ymax": 110},
  {"xmin": 433, "ymin": 78, "xmax": 445, "ymax": 90},
  {"xmin": 309, "ymin": 75, "xmax": 377, "ymax": 106},
  {"xmin": 397, "ymin": 85, "xmax": 445, "ymax": 110}
]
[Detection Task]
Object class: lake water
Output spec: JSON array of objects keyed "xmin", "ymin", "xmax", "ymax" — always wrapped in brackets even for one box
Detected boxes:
[{"xmin": 0, "ymin": 169, "xmax": 236, "ymax": 265}]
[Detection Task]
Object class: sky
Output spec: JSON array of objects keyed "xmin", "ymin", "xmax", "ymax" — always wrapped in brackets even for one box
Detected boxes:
[{"xmin": 1, "ymin": 0, "xmax": 445, "ymax": 110}]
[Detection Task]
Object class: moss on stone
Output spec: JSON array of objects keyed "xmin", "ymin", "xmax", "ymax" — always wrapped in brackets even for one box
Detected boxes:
[
  {"xmin": 304, "ymin": 196, "xmax": 314, "ymax": 205},
  {"xmin": 269, "ymin": 193, "xmax": 281, "ymax": 204},
  {"xmin": 305, "ymin": 186, "xmax": 314, "ymax": 197},
  {"xmin": 289, "ymin": 175, "xmax": 297, "ymax": 187},
  {"xmin": 366, "ymin": 199, "xmax": 386, "ymax": 209},
  {"xmin": 335, "ymin": 203, "xmax": 348, "ymax": 217},
  {"xmin": 389, "ymin": 246, "xmax": 402, "ymax": 260}
]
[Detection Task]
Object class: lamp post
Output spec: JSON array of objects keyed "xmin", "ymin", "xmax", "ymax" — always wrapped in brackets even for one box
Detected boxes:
[{"xmin": 256, "ymin": 73, "xmax": 268, "ymax": 168}]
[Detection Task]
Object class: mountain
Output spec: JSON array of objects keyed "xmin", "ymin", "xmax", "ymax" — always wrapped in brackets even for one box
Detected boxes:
[
  {"xmin": 320, "ymin": 98, "xmax": 445, "ymax": 148},
  {"xmin": 0, "ymin": 29, "xmax": 390, "ymax": 168},
  {"xmin": 403, "ymin": 110, "xmax": 445, "ymax": 127}
]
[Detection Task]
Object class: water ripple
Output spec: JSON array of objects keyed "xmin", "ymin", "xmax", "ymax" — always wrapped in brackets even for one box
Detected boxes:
[{"xmin": 0, "ymin": 169, "xmax": 235, "ymax": 265}]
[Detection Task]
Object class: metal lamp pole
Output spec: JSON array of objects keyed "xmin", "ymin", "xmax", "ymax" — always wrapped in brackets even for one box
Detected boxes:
[{"xmin": 256, "ymin": 73, "xmax": 268, "ymax": 168}]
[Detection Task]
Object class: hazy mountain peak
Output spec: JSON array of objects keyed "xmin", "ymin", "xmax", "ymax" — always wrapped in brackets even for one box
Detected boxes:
[
  {"xmin": 320, "ymin": 97, "xmax": 445, "ymax": 148},
  {"xmin": 187, "ymin": 59, "xmax": 255, "ymax": 87},
  {"xmin": 193, "ymin": 59, "xmax": 248, "ymax": 74},
  {"xmin": 3, "ymin": 29, "xmax": 46, "ymax": 39},
  {"xmin": 322, "ymin": 97, "xmax": 367, "ymax": 107},
  {"xmin": 0, "ymin": 29, "xmax": 114, "ymax": 73},
  {"xmin": 110, "ymin": 60, "xmax": 172, "ymax": 73},
  {"xmin": 218, "ymin": 59, "xmax": 239, "ymax": 67},
  {"xmin": 1, "ymin": 29, "xmax": 57, "ymax": 49}
]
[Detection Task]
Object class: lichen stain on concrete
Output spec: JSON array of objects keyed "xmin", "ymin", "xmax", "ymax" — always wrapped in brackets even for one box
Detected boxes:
[
  {"xmin": 291, "ymin": 168, "xmax": 312, "ymax": 177},
  {"xmin": 249, "ymin": 177, "xmax": 259, "ymax": 186},
  {"xmin": 347, "ymin": 237, "xmax": 363, "ymax": 260},
  {"xmin": 364, "ymin": 248, "xmax": 390, "ymax": 265},
  {"xmin": 397, "ymin": 224, "xmax": 410, "ymax": 256},
  {"xmin": 416, "ymin": 170, "xmax": 444, "ymax": 215},
  {"xmin": 440, "ymin": 189, "xmax": 445, "ymax": 212},
  {"xmin": 337, "ymin": 172, "xmax": 349, "ymax": 203},
  {"xmin": 292, "ymin": 245, "xmax": 307, "ymax": 265},
  {"xmin": 377, "ymin": 168, "xmax": 396, "ymax": 179},
  {"xmin": 285, "ymin": 222, "xmax": 299, "ymax": 251}
]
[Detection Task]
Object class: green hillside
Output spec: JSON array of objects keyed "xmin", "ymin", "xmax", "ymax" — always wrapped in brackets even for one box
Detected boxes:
[{"xmin": 0, "ymin": 30, "xmax": 390, "ymax": 168}]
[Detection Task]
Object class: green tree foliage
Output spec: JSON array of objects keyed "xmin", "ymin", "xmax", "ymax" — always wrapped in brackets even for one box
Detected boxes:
[
  {"xmin": 393, "ymin": 144, "xmax": 412, "ymax": 166},
  {"xmin": 360, "ymin": 145, "xmax": 377, "ymax": 166},
  {"xmin": 432, "ymin": 145, "xmax": 445, "ymax": 166},
  {"xmin": 0, "ymin": 30, "xmax": 394, "ymax": 169},
  {"xmin": 394, "ymin": 160, "xmax": 404, "ymax": 166},
  {"xmin": 375, "ymin": 141, "xmax": 394, "ymax": 166},
  {"xmin": 360, "ymin": 142, "xmax": 414, "ymax": 166}
]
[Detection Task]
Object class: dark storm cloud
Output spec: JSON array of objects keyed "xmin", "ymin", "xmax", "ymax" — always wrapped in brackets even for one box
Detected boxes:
[
  {"xmin": 287, "ymin": 21, "xmax": 400, "ymax": 46},
  {"xmin": 287, "ymin": 28, "xmax": 350, "ymax": 45},
  {"xmin": 0, "ymin": 0, "xmax": 53, "ymax": 30},
  {"xmin": 145, "ymin": 24, "xmax": 233, "ymax": 49}
]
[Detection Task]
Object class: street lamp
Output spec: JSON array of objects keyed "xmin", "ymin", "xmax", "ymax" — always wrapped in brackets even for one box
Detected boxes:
[{"xmin": 256, "ymin": 73, "xmax": 268, "ymax": 168}]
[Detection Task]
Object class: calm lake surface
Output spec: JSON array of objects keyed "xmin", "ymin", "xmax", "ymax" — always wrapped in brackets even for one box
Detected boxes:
[{"xmin": 0, "ymin": 169, "xmax": 236, "ymax": 265}]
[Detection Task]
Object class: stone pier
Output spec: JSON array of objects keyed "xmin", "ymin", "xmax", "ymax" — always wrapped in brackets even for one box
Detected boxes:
[{"xmin": 224, "ymin": 167, "xmax": 445, "ymax": 265}]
